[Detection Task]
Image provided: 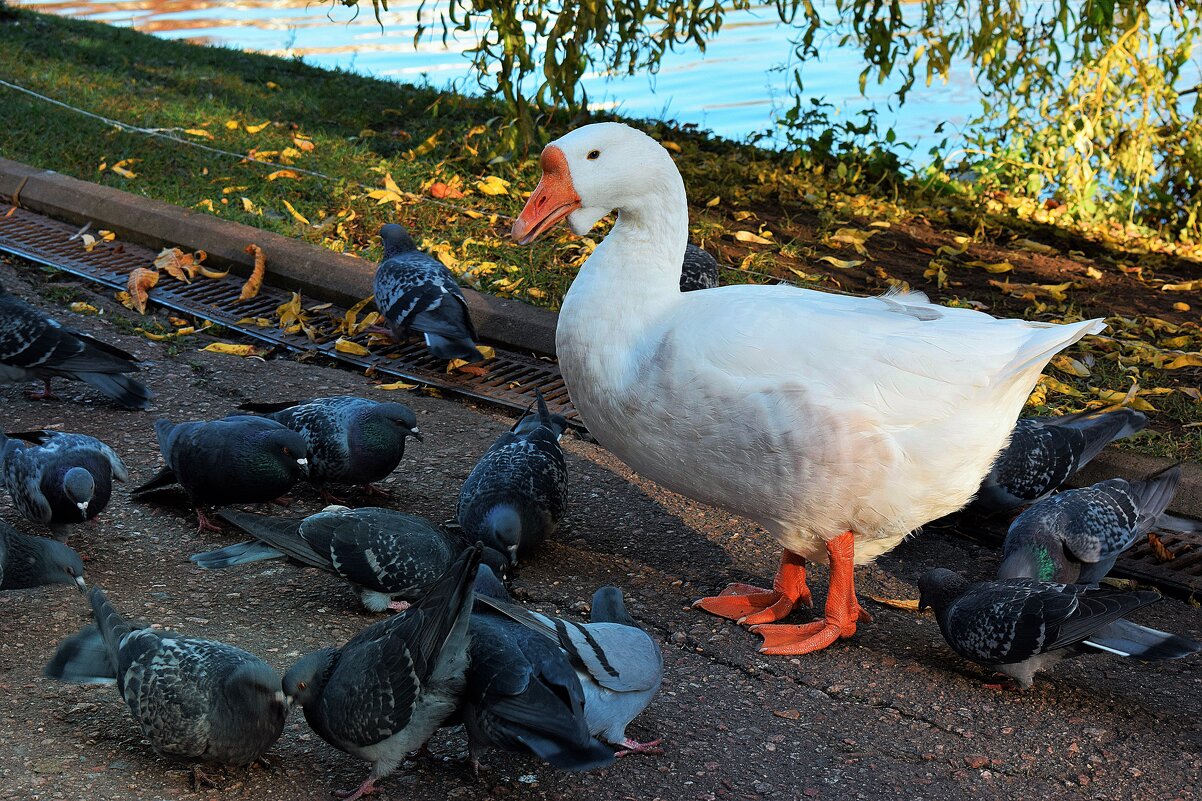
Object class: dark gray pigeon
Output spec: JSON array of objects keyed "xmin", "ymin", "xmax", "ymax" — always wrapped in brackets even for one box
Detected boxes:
[
  {"xmin": 0, "ymin": 285, "xmax": 151, "ymax": 410},
  {"xmin": 477, "ymin": 585, "xmax": 663, "ymax": 756},
  {"xmin": 192, "ymin": 506, "xmax": 487, "ymax": 612},
  {"xmin": 373, "ymin": 224, "xmax": 483, "ymax": 363},
  {"xmin": 131, "ymin": 416, "xmax": 309, "ymax": 532},
  {"xmin": 458, "ymin": 390, "xmax": 568, "ymax": 566},
  {"xmin": 1000, "ymin": 465, "xmax": 1182, "ymax": 584},
  {"xmin": 44, "ymin": 587, "xmax": 287, "ymax": 765},
  {"xmin": 237, "ymin": 396, "xmax": 421, "ymax": 503},
  {"xmin": 283, "ymin": 544, "xmax": 481, "ymax": 801},
  {"xmin": 0, "ymin": 430, "xmax": 127, "ymax": 535},
  {"xmin": 0, "ymin": 519, "xmax": 85, "ymax": 591},
  {"xmin": 460, "ymin": 565, "xmax": 615, "ymax": 771},
  {"xmin": 973, "ymin": 409, "xmax": 1148, "ymax": 513},
  {"xmin": 998, "ymin": 465, "xmax": 1201, "ymax": 662},
  {"xmin": 918, "ymin": 568, "xmax": 1164, "ymax": 688},
  {"xmin": 680, "ymin": 242, "xmax": 720, "ymax": 292}
]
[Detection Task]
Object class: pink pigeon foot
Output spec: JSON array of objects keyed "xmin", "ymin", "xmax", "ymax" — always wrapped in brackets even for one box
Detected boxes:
[
  {"xmin": 615, "ymin": 737, "xmax": 664, "ymax": 757},
  {"xmin": 24, "ymin": 379, "xmax": 58, "ymax": 401},
  {"xmin": 195, "ymin": 508, "xmax": 223, "ymax": 535},
  {"xmin": 387, "ymin": 600, "xmax": 411, "ymax": 613},
  {"xmin": 334, "ymin": 777, "xmax": 380, "ymax": 801}
]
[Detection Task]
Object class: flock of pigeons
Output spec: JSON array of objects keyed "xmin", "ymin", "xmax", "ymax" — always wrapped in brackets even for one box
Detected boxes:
[
  {"xmin": 0, "ymin": 253, "xmax": 666, "ymax": 798},
  {"xmin": 0, "ymin": 208, "xmax": 1197, "ymax": 795}
]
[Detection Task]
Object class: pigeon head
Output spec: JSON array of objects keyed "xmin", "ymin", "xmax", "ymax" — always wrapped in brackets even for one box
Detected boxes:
[
  {"xmin": 283, "ymin": 647, "xmax": 339, "ymax": 707},
  {"xmin": 265, "ymin": 429, "xmax": 310, "ymax": 477},
  {"xmin": 379, "ymin": 224, "xmax": 418, "ymax": 258},
  {"xmin": 997, "ymin": 546, "xmax": 1064, "ymax": 582},
  {"xmin": 917, "ymin": 568, "xmax": 970, "ymax": 615},
  {"xmin": 378, "ymin": 402, "xmax": 423, "ymax": 442},
  {"xmin": 37, "ymin": 538, "xmax": 87, "ymax": 592},
  {"xmin": 591, "ymin": 585, "xmax": 637, "ymax": 627},
  {"xmin": 478, "ymin": 505, "xmax": 523, "ymax": 566},
  {"xmin": 473, "ymin": 563, "xmax": 511, "ymax": 601},
  {"xmin": 225, "ymin": 660, "xmax": 289, "ymax": 715},
  {"xmin": 62, "ymin": 467, "xmax": 96, "ymax": 519}
]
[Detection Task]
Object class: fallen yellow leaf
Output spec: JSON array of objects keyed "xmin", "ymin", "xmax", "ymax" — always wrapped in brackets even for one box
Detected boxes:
[
  {"xmin": 154, "ymin": 247, "xmax": 206, "ymax": 283},
  {"xmin": 868, "ymin": 596, "xmax": 923, "ymax": 612},
  {"xmin": 1051, "ymin": 355, "xmax": 1091, "ymax": 378},
  {"xmin": 244, "ymin": 120, "xmax": 271, "ymax": 134},
  {"xmin": 1165, "ymin": 354, "xmax": 1202, "ymax": 370},
  {"xmin": 735, "ymin": 231, "xmax": 773, "ymax": 245},
  {"xmin": 68, "ymin": 302, "xmax": 98, "ymax": 315},
  {"xmin": 374, "ymin": 380, "xmax": 419, "ymax": 391},
  {"xmin": 201, "ymin": 342, "xmax": 262, "ymax": 357},
  {"xmin": 292, "ymin": 135, "xmax": 315, "ymax": 152},
  {"xmin": 368, "ymin": 172, "xmax": 407, "ymax": 205},
  {"xmin": 1161, "ymin": 279, "xmax": 1202, "ymax": 292},
  {"xmin": 184, "ymin": 128, "xmax": 214, "ymax": 139},
  {"xmin": 266, "ymin": 169, "xmax": 301, "ymax": 181},
  {"xmin": 334, "ymin": 338, "xmax": 371, "ymax": 356},
  {"xmin": 1174, "ymin": 302, "xmax": 1192, "ymax": 312},
  {"xmin": 965, "ymin": 260, "xmax": 1014, "ymax": 274},
  {"xmin": 1038, "ymin": 375, "xmax": 1083, "ymax": 397},
  {"xmin": 818, "ymin": 255, "xmax": 864, "ymax": 269},
  {"xmin": 475, "ymin": 175, "xmax": 510, "ymax": 196},
  {"xmin": 829, "ymin": 227, "xmax": 878, "ymax": 255},
  {"xmin": 705, "ymin": 196, "xmax": 721, "ymax": 207},
  {"xmin": 109, "ymin": 159, "xmax": 138, "ymax": 179},
  {"xmin": 282, "ymin": 199, "xmax": 310, "ymax": 225},
  {"xmin": 239, "ymin": 244, "xmax": 266, "ymax": 301},
  {"xmin": 1014, "ymin": 238, "xmax": 1056, "ymax": 254}
]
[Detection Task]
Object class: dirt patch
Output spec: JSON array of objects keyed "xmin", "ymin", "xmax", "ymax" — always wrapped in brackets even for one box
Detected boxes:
[{"xmin": 1, "ymin": 257, "xmax": 1200, "ymax": 801}]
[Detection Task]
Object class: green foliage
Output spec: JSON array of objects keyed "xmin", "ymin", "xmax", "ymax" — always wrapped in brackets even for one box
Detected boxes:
[{"xmin": 335, "ymin": 0, "xmax": 1202, "ymax": 240}]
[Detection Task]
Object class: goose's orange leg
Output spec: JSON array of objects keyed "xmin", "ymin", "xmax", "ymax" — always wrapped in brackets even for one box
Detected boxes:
[
  {"xmin": 692, "ymin": 550, "xmax": 813, "ymax": 624},
  {"xmin": 750, "ymin": 531, "xmax": 871, "ymax": 655}
]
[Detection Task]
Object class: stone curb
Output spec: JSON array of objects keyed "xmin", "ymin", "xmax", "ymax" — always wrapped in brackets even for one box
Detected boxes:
[
  {"xmin": 0, "ymin": 157, "xmax": 1197, "ymax": 521},
  {"xmin": 0, "ymin": 158, "xmax": 558, "ymax": 355}
]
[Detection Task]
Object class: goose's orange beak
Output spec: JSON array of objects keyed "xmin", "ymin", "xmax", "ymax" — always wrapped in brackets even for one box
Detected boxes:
[{"xmin": 512, "ymin": 146, "xmax": 581, "ymax": 245}]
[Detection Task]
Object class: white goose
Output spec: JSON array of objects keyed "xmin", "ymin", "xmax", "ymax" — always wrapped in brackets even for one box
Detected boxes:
[{"xmin": 512, "ymin": 122, "xmax": 1105, "ymax": 656}]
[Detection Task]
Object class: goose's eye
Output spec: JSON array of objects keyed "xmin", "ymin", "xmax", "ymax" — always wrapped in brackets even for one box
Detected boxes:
[{"xmin": 587, "ymin": 150, "xmax": 600, "ymax": 160}]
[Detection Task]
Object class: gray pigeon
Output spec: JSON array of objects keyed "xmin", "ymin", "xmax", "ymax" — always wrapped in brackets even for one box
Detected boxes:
[
  {"xmin": 0, "ymin": 519, "xmax": 85, "ymax": 591},
  {"xmin": 918, "ymin": 568, "xmax": 1164, "ymax": 688},
  {"xmin": 477, "ymin": 585, "xmax": 663, "ymax": 756},
  {"xmin": 284, "ymin": 544, "xmax": 481, "ymax": 801},
  {"xmin": 460, "ymin": 565, "xmax": 615, "ymax": 771},
  {"xmin": 973, "ymin": 409, "xmax": 1148, "ymax": 513},
  {"xmin": 998, "ymin": 465, "xmax": 1201, "ymax": 661},
  {"xmin": 131, "ymin": 416, "xmax": 309, "ymax": 532},
  {"xmin": 1000, "ymin": 465, "xmax": 1182, "ymax": 584},
  {"xmin": 0, "ymin": 430, "xmax": 128, "ymax": 535},
  {"xmin": 237, "ymin": 396, "xmax": 422, "ymax": 503},
  {"xmin": 0, "ymin": 285, "xmax": 151, "ymax": 409},
  {"xmin": 44, "ymin": 587, "xmax": 287, "ymax": 765},
  {"xmin": 374, "ymin": 224, "xmax": 483, "ymax": 363},
  {"xmin": 680, "ymin": 242, "xmax": 720, "ymax": 292},
  {"xmin": 458, "ymin": 390, "xmax": 568, "ymax": 566},
  {"xmin": 191, "ymin": 506, "xmax": 490, "ymax": 612}
]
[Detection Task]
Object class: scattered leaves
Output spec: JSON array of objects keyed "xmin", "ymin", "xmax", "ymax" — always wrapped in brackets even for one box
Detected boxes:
[
  {"xmin": 829, "ymin": 228, "xmax": 878, "ymax": 255},
  {"xmin": 154, "ymin": 247, "xmax": 206, "ymax": 283},
  {"xmin": 368, "ymin": 173, "xmax": 407, "ymax": 206},
  {"xmin": 475, "ymin": 175, "xmax": 511, "ymax": 196}
]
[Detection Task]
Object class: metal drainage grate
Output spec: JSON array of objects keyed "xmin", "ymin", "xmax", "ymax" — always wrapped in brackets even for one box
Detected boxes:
[{"xmin": 0, "ymin": 202, "xmax": 579, "ymax": 425}]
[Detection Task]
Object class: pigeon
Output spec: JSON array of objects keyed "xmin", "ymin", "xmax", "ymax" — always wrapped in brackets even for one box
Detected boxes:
[
  {"xmin": 44, "ymin": 587, "xmax": 287, "ymax": 765},
  {"xmin": 0, "ymin": 430, "xmax": 127, "ymax": 534},
  {"xmin": 0, "ymin": 285, "xmax": 151, "ymax": 409},
  {"xmin": 0, "ymin": 519, "xmax": 85, "ymax": 591},
  {"xmin": 918, "ymin": 568, "xmax": 1165, "ymax": 688},
  {"xmin": 237, "ymin": 396, "xmax": 422, "ymax": 503},
  {"xmin": 132, "ymin": 416, "xmax": 309, "ymax": 532},
  {"xmin": 477, "ymin": 585, "xmax": 664, "ymax": 756},
  {"xmin": 973, "ymin": 409, "xmax": 1148, "ymax": 514},
  {"xmin": 460, "ymin": 565, "xmax": 615, "ymax": 771},
  {"xmin": 373, "ymin": 223, "xmax": 483, "ymax": 363},
  {"xmin": 191, "ymin": 506, "xmax": 496, "ymax": 612},
  {"xmin": 679, "ymin": 242, "xmax": 719, "ymax": 292},
  {"xmin": 998, "ymin": 465, "xmax": 1201, "ymax": 661},
  {"xmin": 458, "ymin": 389, "xmax": 568, "ymax": 566},
  {"xmin": 284, "ymin": 544, "xmax": 481, "ymax": 801},
  {"xmin": 999, "ymin": 465, "xmax": 1183, "ymax": 584}
]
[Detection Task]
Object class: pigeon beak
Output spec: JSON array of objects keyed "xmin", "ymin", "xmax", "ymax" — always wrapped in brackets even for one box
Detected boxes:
[
  {"xmin": 506, "ymin": 544, "xmax": 519, "ymax": 566},
  {"xmin": 408, "ymin": 427, "xmax": 424, "ymax": 442},
  {"xmin": 296, "ymin": 457, "xmax": 309, "ymax": 474},
  {"xmin": 77, "ymin": 501, "xmax": 90, "ymax": 518},
  {"xmin": 74, "ymin": 575, "xmax": 87, "ymax": 592},
  {"xmin": 276, "ymin": 690, "xmax": 291, "ymax": 709}
]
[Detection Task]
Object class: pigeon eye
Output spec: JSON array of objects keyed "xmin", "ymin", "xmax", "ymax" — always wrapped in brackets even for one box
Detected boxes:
[
  {"xmin": 283, "ymin": 447, "xmax": 291, "ymax": 456},
  {"xmin": 297, "ymin": 680, "xmax": 307, "ymax": 691},
  {"xmin": 587, "ymin": 150, "xmax": 600, "ymax": 160}
]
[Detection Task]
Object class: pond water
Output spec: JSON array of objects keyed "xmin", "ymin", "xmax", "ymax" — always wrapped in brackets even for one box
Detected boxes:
[{"xmin": 16, "ymin": 0, "xmax": 991, "ymax": 153}]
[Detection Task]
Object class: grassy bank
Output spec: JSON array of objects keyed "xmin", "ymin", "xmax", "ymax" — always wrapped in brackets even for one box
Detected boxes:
[{"xmin": 3, "ymin": 9, "xmax": 1202, "ymax": 460}]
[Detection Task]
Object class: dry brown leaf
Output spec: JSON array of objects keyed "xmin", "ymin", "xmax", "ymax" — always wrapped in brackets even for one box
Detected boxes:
[
  {"xmin": 239, "ymin": 244, "xmax": 266, "ymax": 301},
  {"xmin": 154, "ymin": 247, "xmax": 206, "ymax": 283},
  {"xmin": 868, "ymin": 596, "xmax": 922, "ymax": 612},
  {"xmin": 127, "ymin": 268, "xmax": 159, "ymax": 314},
  {"xmin": 1148, "ymin": 532, "xmax": 1175, "ymax": 562}
]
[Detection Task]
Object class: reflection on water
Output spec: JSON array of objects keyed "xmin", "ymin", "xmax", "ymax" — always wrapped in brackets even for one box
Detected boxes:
[{"xmin": 18, "ymin": 0, "xmax": 976, "ymax": 149}]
